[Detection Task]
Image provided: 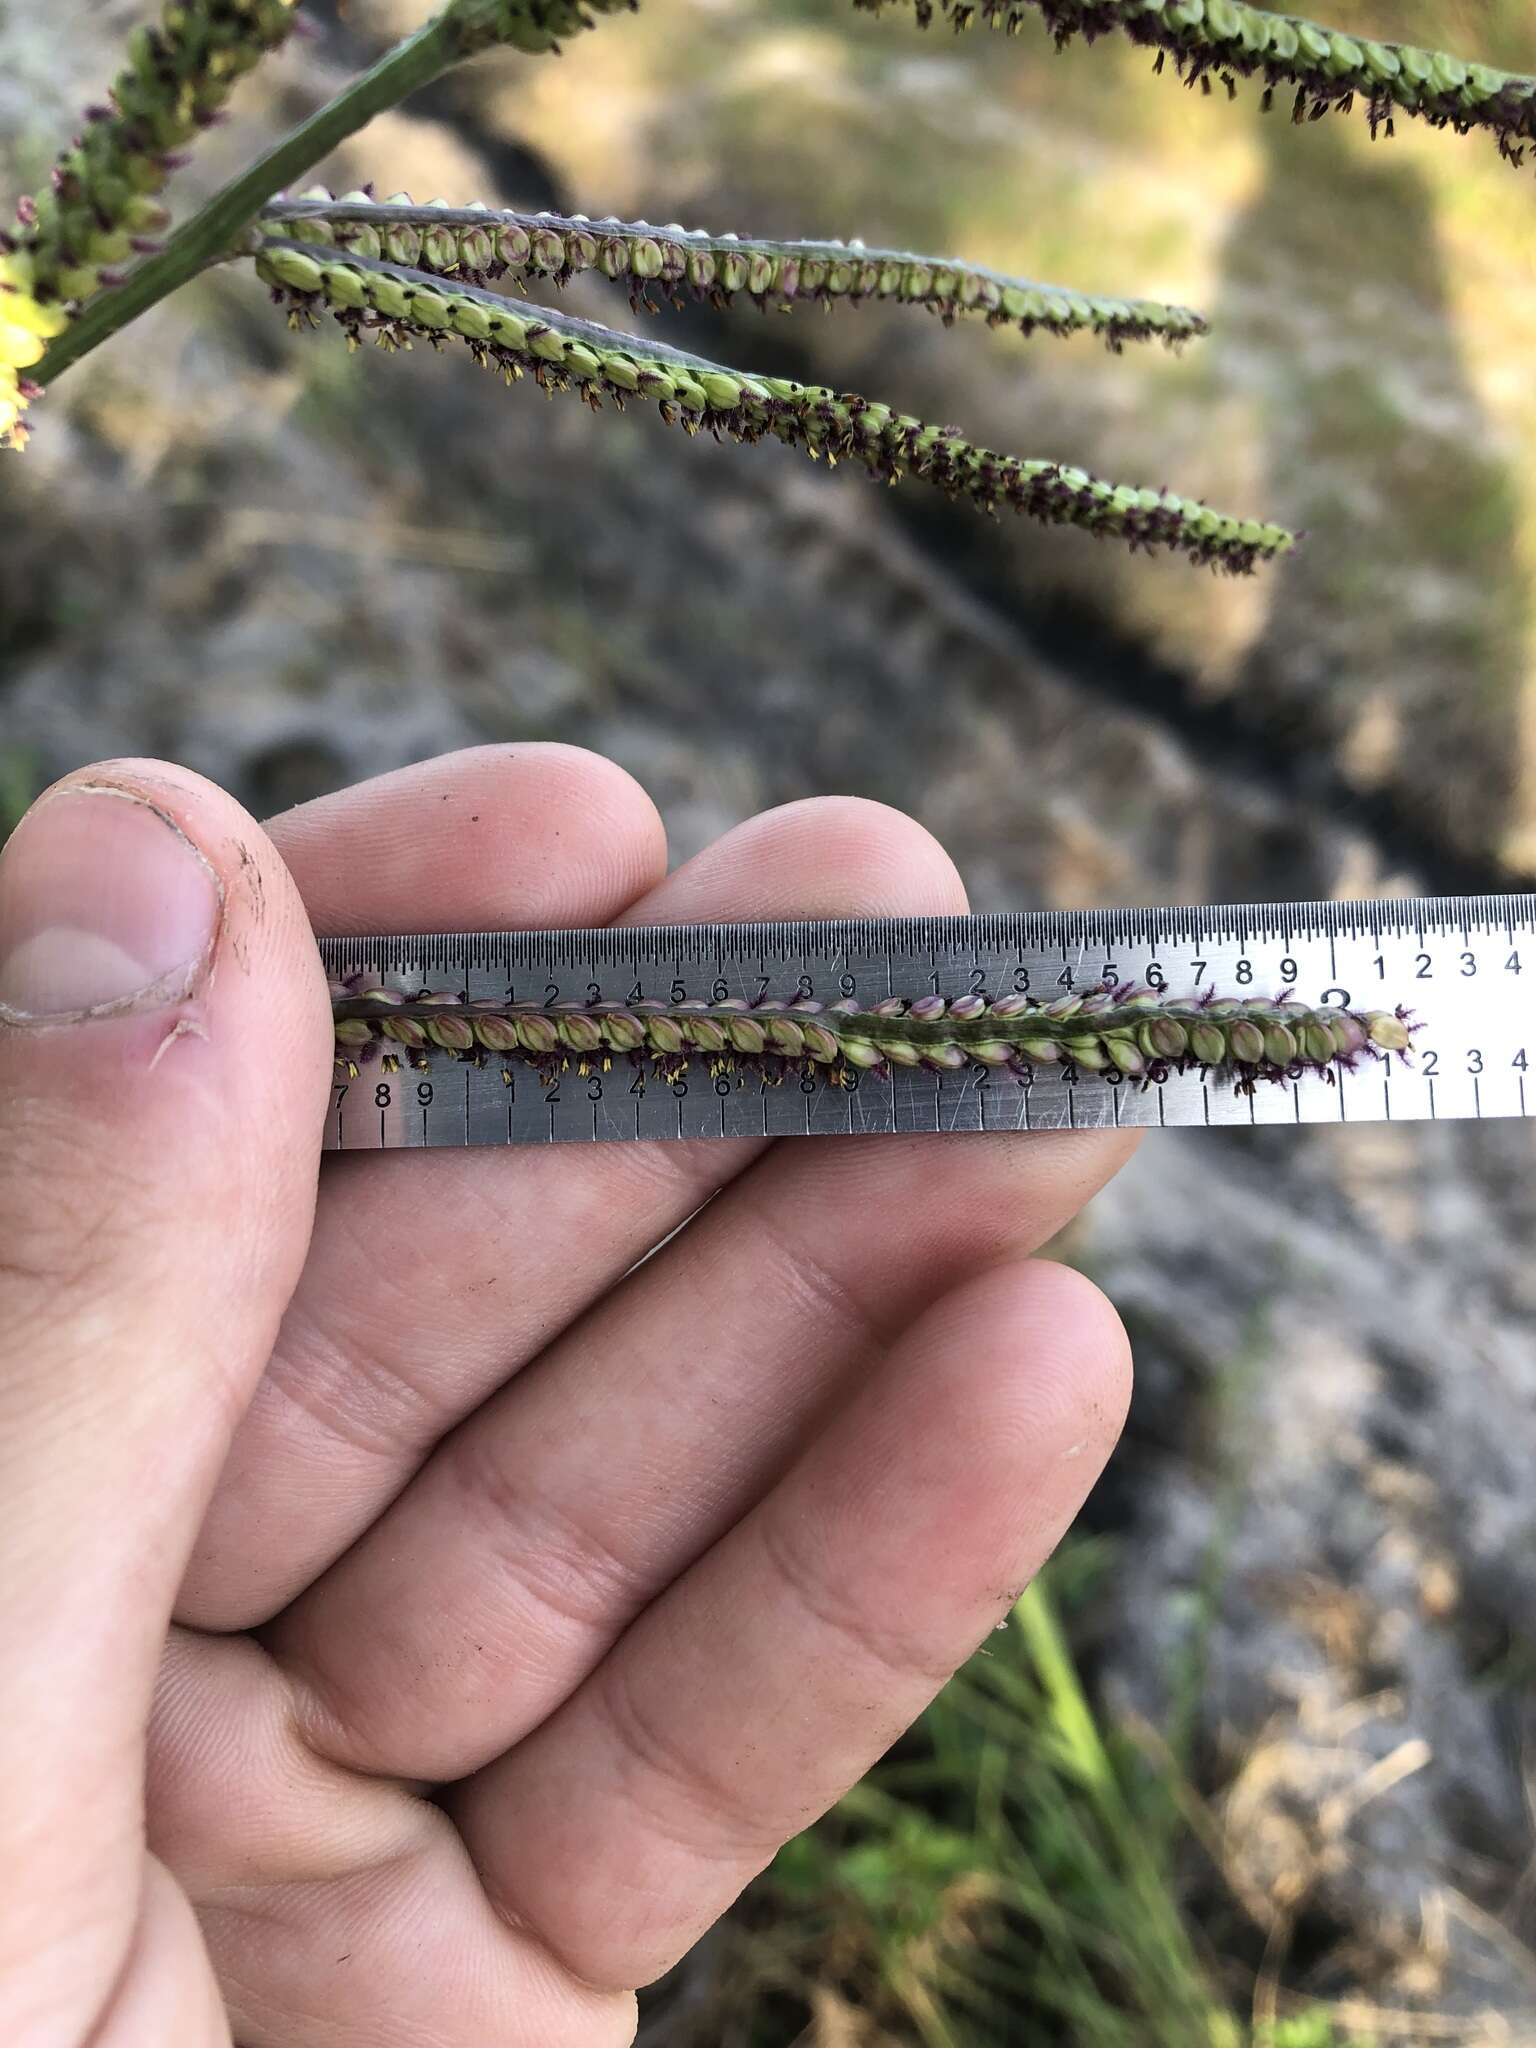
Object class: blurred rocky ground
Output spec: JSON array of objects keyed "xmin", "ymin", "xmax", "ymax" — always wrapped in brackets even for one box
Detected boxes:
[{"xmin": 3, "ymin": 0, "xmax": 1535, "ymax": 2035}]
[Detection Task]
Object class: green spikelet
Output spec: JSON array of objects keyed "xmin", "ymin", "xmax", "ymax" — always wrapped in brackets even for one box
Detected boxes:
[
  {"xmin": 850, "ymin": 0, "xmax": 1536, "ymax": 169},
  {"xmin": 260, "ymin": 195, "xmax": 1209, "ymax": 352},
  {"xmin": 253, "ymin": 238, "xmax": 1293, "ymax": 572},
  {"xmin": 17, "ymin": 0, "xmax": 302, "ymax": 311}
]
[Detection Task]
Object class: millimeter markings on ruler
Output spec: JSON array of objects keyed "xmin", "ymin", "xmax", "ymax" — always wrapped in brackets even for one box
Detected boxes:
[{"xmin": 321, "ymin": 894, "xmax": 1536, "ymax": 1151}]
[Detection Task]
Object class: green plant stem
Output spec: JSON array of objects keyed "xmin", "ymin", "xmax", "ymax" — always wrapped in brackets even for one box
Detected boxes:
[{"xmin": 32, "ymin": 13, "xmax": 464, "ymax": 389}]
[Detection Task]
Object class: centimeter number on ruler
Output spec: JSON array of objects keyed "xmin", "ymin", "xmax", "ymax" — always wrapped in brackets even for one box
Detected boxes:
[{"xmin": 320, "ymin": 895, "xmax": 1536, "ymax": 1151}]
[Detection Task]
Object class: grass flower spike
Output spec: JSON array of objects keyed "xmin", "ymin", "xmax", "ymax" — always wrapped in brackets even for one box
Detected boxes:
[
  {"xmin": 256, "ymin": 239, "xmax": 1294, "ymax": 570},
  {"xmin": 331, "ymin": 977, "xmax": 1415, "ymax": 1091},
  {"xmin": 17, "ymin": 0, "xmax": 302, "ymax": 312},
  {"xmin": 262, "ymin": 193, "xmax": 1210, "ymax": 352},
  {"xmin": 852, "ymin": 0, "xmax": 1536, "ymax": 169}
]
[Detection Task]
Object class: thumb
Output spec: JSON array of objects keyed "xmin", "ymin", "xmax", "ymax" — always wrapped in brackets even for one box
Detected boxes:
[{"xmin": 0, "ymin": 763, "xmax": 331, "ymax": 2034}]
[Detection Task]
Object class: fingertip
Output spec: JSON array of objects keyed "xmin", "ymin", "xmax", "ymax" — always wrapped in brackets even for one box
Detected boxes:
[
  {"xmin": 1, "ymin": 754, "xmax": 330, "ymax": 1048},
  {"xmin": 636, "ymin": 791, "xmax": 968, "ymax": 922},
  {"xmin": 455, "ymin": 741, "xmax": 669, "ymax": 879},
  {"xmin": 764, "ymin": 794, "xmax": 965, "ymax": 900},
  {"xmin": 826, "ymin": 1256, "xmax": 1133, "ymax": 1574},
  {"xmin": 0, "ymin": 752, "xmax": 334, "ymax": 1300},
  {"xmin": 265, "ymin": 744, "xmax": 669, "ymax": 934},
  {"xmin": 964, "ymin": 1257, "xmax": 1134, "ymax": 1461}
]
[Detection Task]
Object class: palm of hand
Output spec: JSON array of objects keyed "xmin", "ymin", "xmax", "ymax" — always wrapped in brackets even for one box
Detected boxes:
[{"xmin": 0, "ymin": 747, "xmax": 1131, "ymax": 2046}]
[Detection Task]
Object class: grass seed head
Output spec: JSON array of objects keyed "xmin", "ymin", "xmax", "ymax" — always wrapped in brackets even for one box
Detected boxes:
[
  {"xmin": 849, "ymin": 0, "xmax": 1536, "ymax": 173},
  {"xmin": 19, "ymin": 0, "xmax": 302, "ymax": 310},
  {"xmin": 256, "ymin": 239, "xmax": 1289, "ymax": 569},
  {"xmin": 258, "ymin": 197, "xmax": 1210, "ymax": 352},
  {"xmin": 331, "ymin": 974, "xmax": 1417, "ymax": 1089}
]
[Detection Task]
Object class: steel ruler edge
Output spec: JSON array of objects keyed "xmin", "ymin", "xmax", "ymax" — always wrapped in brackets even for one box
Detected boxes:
[{"xmin": 320, "ymin": 892, "xmax": 1536, "ymax": 1151}]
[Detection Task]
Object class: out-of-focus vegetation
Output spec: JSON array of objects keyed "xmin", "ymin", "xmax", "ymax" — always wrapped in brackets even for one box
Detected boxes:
[
  {"xmin": 0, "ymin": 749, "xmax": 38, "ymax": 842},
  {"xmin": 645, "ymin": 1549, "xmax": 1419, "ymax": 2047}
]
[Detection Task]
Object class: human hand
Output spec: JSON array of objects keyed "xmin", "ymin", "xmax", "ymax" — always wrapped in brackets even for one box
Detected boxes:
[{"xmin": 0, "ymin": 746, "xmax": 1135, "ymax": 2046}]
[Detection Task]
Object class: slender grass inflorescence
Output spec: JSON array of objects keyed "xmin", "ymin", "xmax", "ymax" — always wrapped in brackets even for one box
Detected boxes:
[
  {"xmin": 852, "ymin": 0, "xmax": 1536, "ymax": 168},
  {"xmin": 331, "ymin": 977, "xmax": 1415, "ymax": 1092},
  {"xmin": 255, "ymin": 239, "xmax": 1293, "ymax": 570},
  {"xmin": 260, "ymin": 192, "xmax": 1210, "ymax": 353},
  {"xmin": 2, "ymin": 0, "xmax": 306, "ymax": 445},
  {"xmin": 14, "ymin": 0, "xmax": 302, "ymax": 315}
]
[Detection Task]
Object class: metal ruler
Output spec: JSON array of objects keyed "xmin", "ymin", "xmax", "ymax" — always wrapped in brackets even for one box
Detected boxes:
[{"xmin": 321, "ymin": 894, "xmax": 1536, "ymax": 1151}]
